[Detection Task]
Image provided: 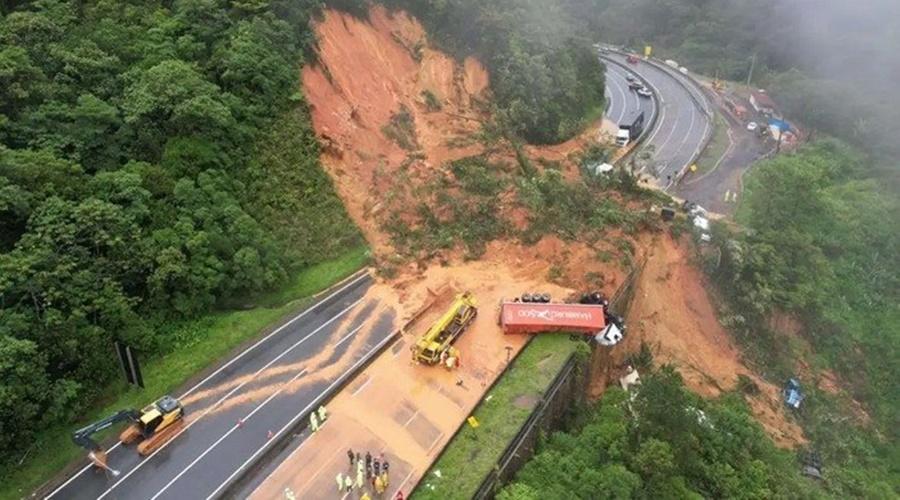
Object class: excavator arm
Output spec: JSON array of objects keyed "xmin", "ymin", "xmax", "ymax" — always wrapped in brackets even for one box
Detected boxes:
[{"xmin": 72, "ymin": 409, "xmax": 140, "ymax": 452}]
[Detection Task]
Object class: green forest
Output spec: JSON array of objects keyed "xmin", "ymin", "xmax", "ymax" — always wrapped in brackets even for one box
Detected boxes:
[
  {"xmin": 0, "ymin": 0, "xmax": 613, "ymax": 492},
  {"xmin": 499, "ymin": 365, "xmax": 896, "ymax": 499},
  {"xmin": 709, "ymin": 140, "xmax": 899, "ymax": 497},
  {"xmin": 381, "ymin": 0, "xmax": 606, "ymax": 144},
  {"xmin": 0, "ymin": 0, "xmax": 364, "ymax": 471}
]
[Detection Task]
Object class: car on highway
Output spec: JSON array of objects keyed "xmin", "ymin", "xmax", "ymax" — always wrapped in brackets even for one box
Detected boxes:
[
  {"xmin": 746, "ymin": 121, "xmax": 759, "ymax": 132},
  {"xmin": 637, "ymin": 87, "xmax": 653, "ymax": 98},
  {"xmin": 626, "ymin": 74, "xmax": 638, "ymax": 83},
  {"xmin": 628, "ymin": 80, "xmax": 643, "ymax": 91}
]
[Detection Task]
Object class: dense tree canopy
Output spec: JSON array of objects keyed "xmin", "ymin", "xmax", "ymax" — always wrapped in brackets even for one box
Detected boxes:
[
  {"xmin": 706, "ymin": 140, "xmax": 899, "ymax": 497},
  {"xmin": 381, "ymin": 0, "xmax": 606, "ymax": 144},
  {"xmin": 0, "ymin": 0, "xmax": 360, "ymax": 464},
  {"xmin": 500, "ymin": 367, "xmax": 826, "ymax": 500}
]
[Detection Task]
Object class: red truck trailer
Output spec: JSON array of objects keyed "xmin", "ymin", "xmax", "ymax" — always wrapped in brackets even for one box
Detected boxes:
[{"xmin": 500, "ymin": 302, "xmax": 606, "ymax": 335}]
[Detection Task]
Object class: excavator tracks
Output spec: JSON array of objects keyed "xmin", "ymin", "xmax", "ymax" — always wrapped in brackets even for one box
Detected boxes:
[{"xmin": 137, "ymin": 419, "xmax": 185, "ymax": 456}]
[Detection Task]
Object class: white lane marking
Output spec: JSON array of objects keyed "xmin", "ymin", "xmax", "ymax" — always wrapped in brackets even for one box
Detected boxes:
[
  {"xmin": 203, "ymin": 331, "xmax": 399, "ymax": 500},
  {"xmin": 611, "ymin": 66, "xmax": 641, "ymax": 122},
  {"xmin": 150, "ymin": 361, "xmax": 315, "ymax": 500},
  {"xmin": 94, "ymin": 298, "xmax": 367, "ymax": 500},
  {"xmin": 653, "ymin": 95, "xmax": 682, "ymax": 159},
  {"xmin": 403, "ymin": 410, "xmax": 420, "ymax": 428},
  {"xmin": 45, "ymin": 271, "xmax": 371, "ymax": 499},
  {"xmin": 149, "ymin": 317, "xmax": 371, "ymax": 499},
  {"xmin": 662, "ymin": 102, "xmax": 697, "ymax": 174},
  {"xmin": 603, "ymin": 65, "xmax": 624, "ymax": 120},
  {"xmin": 426, "ymin": 431, "xmax": 445, "ymax": 456},
  {"xmin": 607, "ymin": 74, "xmax": 629, "ymax": 124},
  {"xmin": 351, "ymin": 377, "xmax": 372, "ymax": 396},
  {"xmin": 642, "ymin": 83, "xmax": 668, "ymax": 146}
]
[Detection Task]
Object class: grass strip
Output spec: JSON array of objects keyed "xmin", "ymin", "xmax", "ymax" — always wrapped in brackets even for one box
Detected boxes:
[
  {"xmin": 694, "ymin": 111, "xmax": 730, "ymax": 175},
  {"xmin": 412, "ymin": 335, "xmax": 578, "ymax": 500}
]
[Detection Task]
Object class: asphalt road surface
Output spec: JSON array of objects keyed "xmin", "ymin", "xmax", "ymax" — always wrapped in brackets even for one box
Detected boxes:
[
  {"xmin": 602, "ymin": 52, "xmax": 711, "ymax": 185},
  {"xmin": 46, "ymin": 271, "xmax": 397, "ymax": 500},
  {"xmin": 676, "ymin": 113, "xmax": 772, "ymax": 214},
  {"xmin": 604, "ymin": 61, "xmax": 654, "ymax": 131}
]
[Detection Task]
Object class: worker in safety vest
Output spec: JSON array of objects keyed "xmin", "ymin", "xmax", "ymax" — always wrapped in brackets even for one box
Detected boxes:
[
  {"xmin": 336, "ymin": 473, "xmax": 344, "ymax": 492},
  {"xmin": 310, "ymin": 412, "xmax": 319, "ymax": 432}
]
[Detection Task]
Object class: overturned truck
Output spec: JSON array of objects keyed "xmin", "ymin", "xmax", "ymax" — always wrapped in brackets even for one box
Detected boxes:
[{"xmin": 499, "ymin": 302, "xmax": 607, "ymax": 335}]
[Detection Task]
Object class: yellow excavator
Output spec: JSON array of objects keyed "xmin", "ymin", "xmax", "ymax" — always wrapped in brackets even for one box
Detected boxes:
[
  {"xmin": 72, "ymin": 395, "xmax": 185, "ymax": 474},
  {"xmin": 413, "ymin": 292, "xmax": 478, "ymax": 365}
]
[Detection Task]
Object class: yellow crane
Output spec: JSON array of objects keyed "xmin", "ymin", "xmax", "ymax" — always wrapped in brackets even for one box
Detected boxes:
[{"xmin": 413, "ymin": 292, "xmax": 477, "ymax": 365}]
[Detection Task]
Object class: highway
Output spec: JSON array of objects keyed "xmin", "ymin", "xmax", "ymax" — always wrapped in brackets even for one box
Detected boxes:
[
  {"xmin": 601, "ymin": 51, "xmax": 711, "ymax": 186},
  {"xmin": 45, "ymin": 271, "xmax": 397, "ymax": 500}
]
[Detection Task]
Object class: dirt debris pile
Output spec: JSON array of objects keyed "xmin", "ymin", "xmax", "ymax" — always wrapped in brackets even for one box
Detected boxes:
[
  {"xmin": 604, "ymin": 234, "xmax": 806, "ymax": 447},
  {"xmin": 301, "ymin": 5, "xmax": 806, "ymax": 450}
]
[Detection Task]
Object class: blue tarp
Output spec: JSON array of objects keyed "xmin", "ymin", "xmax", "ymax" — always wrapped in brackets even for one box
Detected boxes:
[{"xmin": 768, "ymin": 118, "xmax": 792, "ymax": 132}]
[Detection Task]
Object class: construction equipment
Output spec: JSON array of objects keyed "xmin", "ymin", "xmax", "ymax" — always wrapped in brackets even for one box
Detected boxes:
[
  {"xmin": 413, "ymin": 292, "xmax": 477, "ymax": 365},
  {"xmin": 72, "ymin": 395, "xmax": 185, "ymax": 471}
]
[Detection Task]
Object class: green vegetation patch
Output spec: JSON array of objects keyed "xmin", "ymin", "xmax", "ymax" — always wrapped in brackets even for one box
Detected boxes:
[
  {"xmin": 703, "ymin": 139, "xmax": 899, "ymax": 497},
  {"xmin": 498, "ymin": 366, "xmax": 824, "ymax": 499},
  {"xmin": 381, "ymin": 0, "xmax": 606, "ymax": 145},
  {"xmin": 422, "ymin": 90, "xmax": 442, "ymax": 112},
  {"xmin": 517, "ymin": 169, "xmax": 648, "ymax": 244},
  {"xmin": 0, "ymin": 0, "xmax": 363, "ymax": 478},
  {"xmin": 693, "ymin": 112, "xmax": 730, "ymax": 176},
  {"xmin": 382, "ymin": 104, "xmax": 420, "ymax": 151},
  {"xmin": 413, "ymin": 335, "xmax": 580, "ymax": 500},
  {"xmin": 383, "ymin": 152, "xmax": 662, "ymax": 263},
  {"xmin": 0, "ymin": 246, "xmax": 369, "ymax": 500}
]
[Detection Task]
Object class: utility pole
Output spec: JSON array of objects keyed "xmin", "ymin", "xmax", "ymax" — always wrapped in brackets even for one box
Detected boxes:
[{"xmin": 746, "ymin": 53, "xmax": 757, "ymax": 87}]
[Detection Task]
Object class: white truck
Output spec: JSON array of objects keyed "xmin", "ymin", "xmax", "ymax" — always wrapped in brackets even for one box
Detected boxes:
[{"xmin": 616, "ymin": 110, "xmax": 645, "ymax": 147}]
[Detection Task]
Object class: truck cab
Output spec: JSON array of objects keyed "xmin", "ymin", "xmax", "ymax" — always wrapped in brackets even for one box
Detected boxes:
[{"xmin": 616, "ymin": 110, "xmax": 645, "ymax": 148}]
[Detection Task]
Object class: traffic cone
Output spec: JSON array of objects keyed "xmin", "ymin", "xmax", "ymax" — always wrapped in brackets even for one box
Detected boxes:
[
  {"xmin": 267, "ymin": 430, "xmax": 274, "ymax": 439},
  {"xmin": 237, "ymin": 419, "xmax": 244, "ymax": 428}
]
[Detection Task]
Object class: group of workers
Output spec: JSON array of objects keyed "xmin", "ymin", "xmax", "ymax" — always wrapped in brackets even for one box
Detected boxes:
[
  {"xmin": 336, "ymin": 449, "xmax": 397, "ymax": 498},
  {"xmin": 310, "ymin": 404, "xmax": 328, "ymax": 432}
]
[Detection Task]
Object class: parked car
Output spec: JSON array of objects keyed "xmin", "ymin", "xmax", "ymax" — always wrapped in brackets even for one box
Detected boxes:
[
  {"xmin": 746, "ymin": 121, "xmax": 759, "ymax": 132},
  {"xmin": 637, "ymin": 87, "xmax": 652, "ymax": 98},
  {"xmin": 679, "ymin": 66, "xmax": 689, "ymax": 75}
]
